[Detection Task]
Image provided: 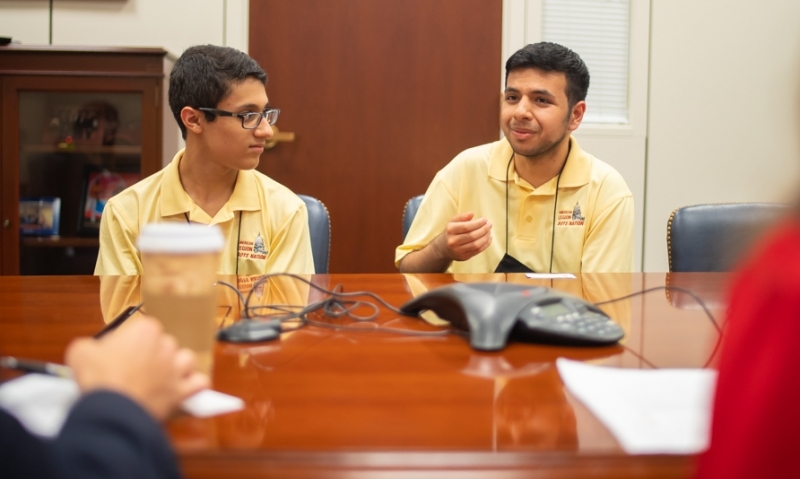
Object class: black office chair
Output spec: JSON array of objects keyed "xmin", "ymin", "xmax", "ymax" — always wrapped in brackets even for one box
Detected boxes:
[
  {"xmin": 666, "ymin": 203, "xmax": 788, "ymax": 272},
  {"xmin": 298, "ymin": 194, "xmax": 331, "ymax": 274},
  {"xmin": 402, "ymin": 195, "xmax": 424, "ymax": 241}
]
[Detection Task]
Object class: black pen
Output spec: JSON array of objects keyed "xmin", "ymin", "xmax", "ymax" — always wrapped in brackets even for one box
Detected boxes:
[
  {"xmin": 94, "ymin": 303, "xmax": 144, "ymax": 339},
  {"xmin": 0, "ymin": 356, "xmax": 73, "ymax": 379}
]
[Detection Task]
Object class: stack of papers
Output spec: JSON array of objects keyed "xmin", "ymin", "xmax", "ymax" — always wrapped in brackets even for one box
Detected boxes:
[{"xmin": 556, "ymin": 358, "xmax": 717, "ymax": 454}]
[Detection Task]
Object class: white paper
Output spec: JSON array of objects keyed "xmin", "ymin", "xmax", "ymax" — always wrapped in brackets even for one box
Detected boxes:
[
  {"xmin": 525, "ymin": 273, "xmax": 577, "ymax": 279},
  {"xmin": 0, "ymin": 374, "xmax": 244, "ymax": 438},
  {"xmin": 181, "ymin": 388, "xmax": 244, "ymax": 417},
  {"xmin": 556, "ymin": 358, "xmax": 717, "ymax": 454},
  {"xmin": 0, "ymin": 374, "xmax": 79, "ymax": 437}
]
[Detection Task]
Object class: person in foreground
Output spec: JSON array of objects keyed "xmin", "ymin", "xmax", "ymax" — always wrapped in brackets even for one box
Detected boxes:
[
  {"xmin": 94, "ymin": 44, "xmax": 314, "ymax": 276},
  {"xmin": 1, "ymin": 316, "xmax": 208, "ymax": 479},
  {"xmin": 396, "ymin": 42, "xmax": 634, "ymax": 274},
  {"xmin": 695, "ymin": 210, "xmax": 800, "ymax": 478}
]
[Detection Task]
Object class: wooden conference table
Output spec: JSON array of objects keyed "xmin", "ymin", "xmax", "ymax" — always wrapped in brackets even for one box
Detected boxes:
[{"xmin": 0, "ymin": 272, "xmax": 730, "ymax": 479}]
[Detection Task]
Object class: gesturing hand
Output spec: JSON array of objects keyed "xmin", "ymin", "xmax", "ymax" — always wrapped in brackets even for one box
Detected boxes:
[{"xmin": 436, "ymin": 212, "xmax": 493, "ymax": 262}]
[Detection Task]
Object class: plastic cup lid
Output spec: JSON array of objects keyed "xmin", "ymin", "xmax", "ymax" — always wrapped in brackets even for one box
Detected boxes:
[{"xmin": 137, "ymin": 222, "xmax": 225, "ymax": 254}]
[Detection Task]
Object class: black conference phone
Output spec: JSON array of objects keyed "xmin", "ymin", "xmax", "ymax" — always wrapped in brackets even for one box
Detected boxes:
[{"xmin": 400, "ymin": 282, "xmax": 624, "ymax": 351}]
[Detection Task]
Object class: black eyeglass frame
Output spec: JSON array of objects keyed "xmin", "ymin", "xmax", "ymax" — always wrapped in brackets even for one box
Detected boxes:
[{"xmin": 198, "ymin": 107, "xmax": 280, "ymax": 129}]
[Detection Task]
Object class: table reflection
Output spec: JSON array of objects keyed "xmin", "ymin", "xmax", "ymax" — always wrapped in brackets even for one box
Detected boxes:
[
  {"xmin": 99, "ymin": 274, "xmax": 315, "ymax": 327},
  {"xmin": 664, "ymin": 272, "xmax": 731, "ymax": 311},
  {"xmin": 92, "ymin": 272, "xmax": 723, "ymax": 453}
]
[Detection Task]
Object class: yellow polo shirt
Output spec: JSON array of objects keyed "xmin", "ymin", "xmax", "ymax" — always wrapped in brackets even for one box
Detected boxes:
[
  {"xmin": 95, "ymin": 149, "xmax": 314, "ymax": 275},
  {"xmin": 396, "ymin": 137, "xmax": 634, "ymax": 273}
]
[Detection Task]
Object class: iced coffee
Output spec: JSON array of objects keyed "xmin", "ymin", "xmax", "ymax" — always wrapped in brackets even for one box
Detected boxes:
[{"xmin": 137, "ymin": 223, "xmax": 224, "ymax": 375}]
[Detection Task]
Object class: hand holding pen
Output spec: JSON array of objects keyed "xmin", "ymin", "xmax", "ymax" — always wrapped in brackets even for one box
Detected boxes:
[
  {"xmin": 94, "ymin": 302, "xmax": 144, "ymax": 338},
  {"xmin": 2, "ymin": 314, "xmax": 208, "ymax": 422},
  {"xmin": 67, "ymin": 315, "xmax": 208, "ymax": 420}
]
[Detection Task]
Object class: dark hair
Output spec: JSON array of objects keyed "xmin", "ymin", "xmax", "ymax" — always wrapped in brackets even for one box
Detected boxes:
[
  {"xmin": 169, "ymin": 45, "xmax": 268, "ymax": 139},
  {"xmin": 505, "ymin": 42, "xmax": 590, "ymax": 108}
]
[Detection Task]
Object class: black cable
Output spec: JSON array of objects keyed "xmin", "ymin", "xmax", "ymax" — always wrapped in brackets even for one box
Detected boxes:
[
  {"xmin": 188, "ymin": 211, "xmax": 242, "ymax": 275},
  {"xmin": 215, "ymin": 279, "xmax": 246, "ymax": 310},
  {"xmin": 245, "ymin": 274, "xmax": 411, "ymax": 317},
  {"xmin": 221, "ymin": 274, "xmax": 724, "ymax": 362},
  {"xmin": 548, "ymin": 166, "xmax": 564, "ymax": 273},
  {"xmin": 619, "ymin": 344, "xmax": 658, "ymax": 369},
  {"xmin": 228, "ymin": 273, "xmax": 454, "ymax": 338},
  {"xmin": 593, "ymin": 285, "xmax": 723, "ymax": 368},
  {"xmin": 594, "ymin": 285, "xmax": 721, "ymax": 332},
  {"xmin": 505, "ymin": 149, "xmax": 566, "ymax": 273},
  {"xmin": 505, "ymin": 152, "xmax": 513, "ymax": 255}
]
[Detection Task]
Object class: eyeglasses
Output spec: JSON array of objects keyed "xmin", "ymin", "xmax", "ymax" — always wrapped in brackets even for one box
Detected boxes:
[{"xmin": 198, "ymin": 107, "xmax": 280, "ymax": 129}]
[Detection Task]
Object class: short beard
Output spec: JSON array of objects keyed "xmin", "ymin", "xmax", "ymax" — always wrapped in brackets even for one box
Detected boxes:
[
  {"xmin": 512, "ymin": 128, "xmax": 568, "ymax": 160},
  {"xmin": 509, "ymin": 110, "xmax": 572, "ymax": 161}
]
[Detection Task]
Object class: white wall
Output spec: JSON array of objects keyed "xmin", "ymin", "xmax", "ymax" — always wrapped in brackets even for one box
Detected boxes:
[
  {"xmin": 0, "ymin": 0, "xmax": 49, "ymax": 44},
  {"xmin": 0, "ymin": 0, "xmax": 249, "ymax": 56},
  {"xmin": 645, "ymin": 0, "xmax": 800, "ymax": 271}
]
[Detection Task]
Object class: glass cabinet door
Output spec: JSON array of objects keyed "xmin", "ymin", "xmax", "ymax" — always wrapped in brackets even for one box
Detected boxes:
[
  {"xmin": 0, "ymin": 47, "xmax": 171, "ymax": 276},
  {"xmin": 17, "ymin": 91, "xmax": 143, "ymax": 274}
]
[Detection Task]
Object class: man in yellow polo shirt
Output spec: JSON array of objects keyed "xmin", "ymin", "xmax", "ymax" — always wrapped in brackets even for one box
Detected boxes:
[
  {"xmin": 95, "ymin": 45, "xmax": 314, "ymax": 276},
  {"xmin": 396, "ymin": 42, "xmax": 633, "ymax": 274}
]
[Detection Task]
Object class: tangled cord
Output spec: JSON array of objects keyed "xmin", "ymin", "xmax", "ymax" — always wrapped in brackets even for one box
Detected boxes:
[
  {"xmin": 215, "ymin": 275, "xmax": 722, "ymax": 355},
  {"xmin": 215, "ymin": 273, "xmax": 453, "ymax": 337}
]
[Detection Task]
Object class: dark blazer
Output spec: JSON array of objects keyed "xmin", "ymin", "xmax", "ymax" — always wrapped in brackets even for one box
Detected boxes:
[{"xmin": 1, "ymin": 390, "xmax": 181, "ymax": 479}]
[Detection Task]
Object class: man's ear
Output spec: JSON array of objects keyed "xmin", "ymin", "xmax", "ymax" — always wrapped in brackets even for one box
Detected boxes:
[
  {"xmin": 181, "ymin": 107, "xmax": 204, "ymax": 135},
  {"xmin": 568, "ymin": 101, "xmax": 587, "ymax": 132}
]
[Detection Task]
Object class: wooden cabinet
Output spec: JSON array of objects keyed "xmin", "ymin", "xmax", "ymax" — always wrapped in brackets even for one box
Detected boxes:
[{"xmin": 0, "ymin": 45, "xmax": 177, "ymax": 275}]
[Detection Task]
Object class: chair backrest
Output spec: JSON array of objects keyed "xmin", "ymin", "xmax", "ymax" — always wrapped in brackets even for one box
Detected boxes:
[
  {"xmin": 667, "ymin": 202, "xmax": 788, "ymax": 272},
  {"xmin": 298, "ymin": 194, "xmax": 330, "ymax": 274},
  {"xmin": 402, "ymin": 195, "xmax": 424, "ymax": 241}
]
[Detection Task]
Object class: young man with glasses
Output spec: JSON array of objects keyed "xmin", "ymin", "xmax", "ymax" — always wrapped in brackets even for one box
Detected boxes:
[{"xmin": 95, "ymin": 45, "xmax": 314, "ymax": 275}]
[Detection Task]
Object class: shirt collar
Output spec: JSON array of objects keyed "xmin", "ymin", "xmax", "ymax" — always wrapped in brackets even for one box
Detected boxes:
[
  {"xmin": 159, "ymin": 149, "xmax": 261, "ymax": 219},
  {"xmin": 488, "ymin": 138, "xmax": 516, "ymax": 181},
  {"xmin": 160, "ymin": 149, "xmax": 192, "ymax": 217},
  {"xmin": 558, "ymin": 137, "xmax": 591, "ymax": 188},
  {"xmin": 227, "ymin": 169, "xmax": 261, "ymax": 212}
]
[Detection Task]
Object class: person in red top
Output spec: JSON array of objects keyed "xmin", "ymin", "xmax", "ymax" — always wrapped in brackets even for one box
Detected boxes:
[{"xmin": 696, "ymin": 215, "xmax": 800, "ymax": 478}]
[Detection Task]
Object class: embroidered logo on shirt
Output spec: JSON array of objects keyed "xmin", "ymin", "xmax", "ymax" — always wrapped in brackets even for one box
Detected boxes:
[
  {"xmin": 238, "ymin": 233, "xmax": 268, "ymax": 260},
  {"xmin": 253, "ymin": 233, "xmax": 266, "ymax": 254},
  {"xmin": 557, "ymin": 203, "xmax": 585, "ymax": 226}
]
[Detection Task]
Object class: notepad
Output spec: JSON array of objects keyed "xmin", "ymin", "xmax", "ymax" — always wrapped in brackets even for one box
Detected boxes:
[{"xmin": 0, "ymin": 374, "xmax": 244, "ymax": 438}]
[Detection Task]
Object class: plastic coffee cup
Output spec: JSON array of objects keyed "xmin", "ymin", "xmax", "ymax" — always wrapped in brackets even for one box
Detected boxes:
[{"xmin": 137, "ymin": 223, "xmax": 224, "ymax": 376}]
